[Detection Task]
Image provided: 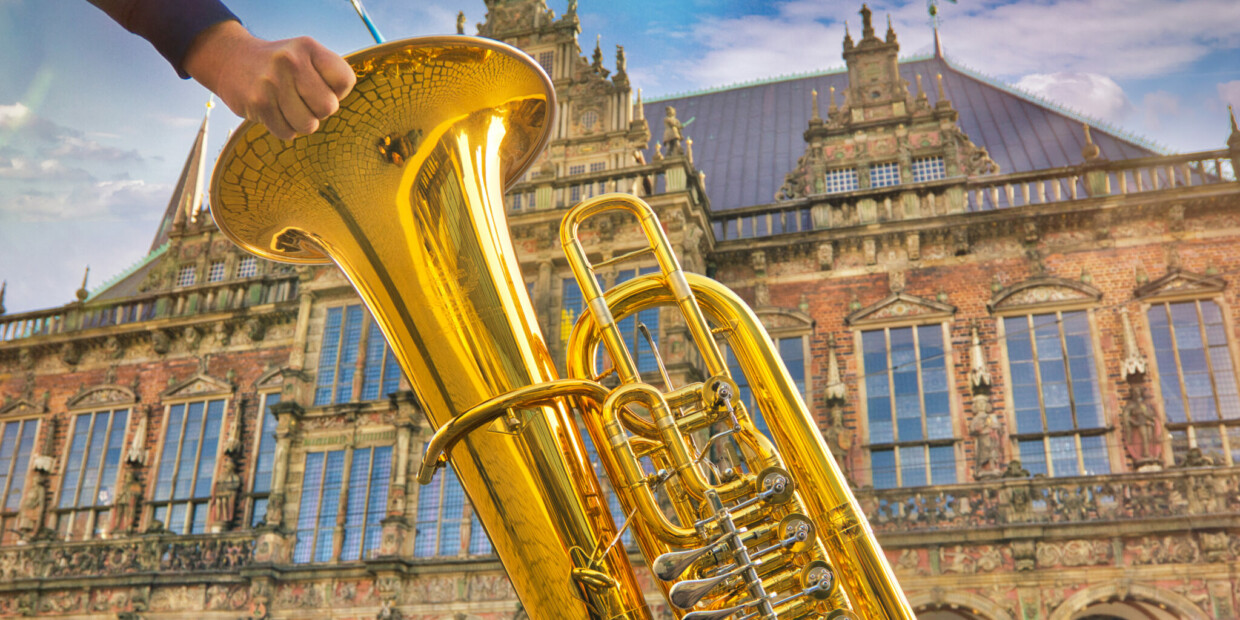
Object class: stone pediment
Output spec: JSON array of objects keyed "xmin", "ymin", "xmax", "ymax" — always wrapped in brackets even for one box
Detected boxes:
[
  {"xmin": 0, "ymin": 398, "xmax": 44, "ymax": 417},
  {"xmin": 67, "ymin": 385, "xmax": 137, "ymax": 410},
  {"xmin": 988, "ymin": 277, "xmax": 1102, "ymax": 313},
  {"xmin": 1135, "ymin": 269, "xmax": 1225, "ymax": 301},
  {"xmin": 846, "ymin": 293, "xmax": 955, "ymax": 326},
  {"xmin": 755, "ymin": 307, "xmax": 814, "ymax": 333},
  {"xmin": 161, "ymin": 373, "xmax": 233, "ymax": 399}
]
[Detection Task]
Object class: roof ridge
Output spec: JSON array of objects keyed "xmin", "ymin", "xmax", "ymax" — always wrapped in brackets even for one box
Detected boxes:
[
  {"xmin": 939, "ymin": 55, "xmax": 1169, "ymax": 155},
  {"xmin": 85, "ymin": 242, "xmax": 170, "ymax": 303},
  {"xmin": 646, "ymin": 53, "xmax": 937, "ymax": 103}
]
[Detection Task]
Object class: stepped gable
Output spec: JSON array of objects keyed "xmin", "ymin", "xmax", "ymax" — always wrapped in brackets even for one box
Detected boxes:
[{"xmin": 642, "ymin": 27, "xmax": 1160, "ymax": 212}]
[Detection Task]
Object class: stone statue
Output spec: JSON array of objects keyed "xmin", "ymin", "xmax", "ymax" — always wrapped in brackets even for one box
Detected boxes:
[
  {"xmin": 209, "ymin": 458, "xmax": 242, "ymax": 532},
  {"xmin": 456, "ymin": 11, "xmax": 466, "ymax": 35},
  {"xmin": 662, "ymin": 106, "xmax": 684, "ymax": 155},
  {"xmin": 616, "ymin": 45, "xmax": 626, "ymax": 74},
  {"xmin": 111, "ymin": 468, "xmax": 144, "ymax": 535},
  {"xmin": 17, "ymin": 471, "xmax": 47, "ymax": 537},
  {"xmin": 1001, "ymin": 459, "xmax": 1031, "ymax": 478},
  {"xmin": 968, "ymin": 393, "xmax": 1004, "ymax": 477},
  {"xmin": 822, "ymin": 403, "xmax": 854, "ymax": 482},
  {"xmin": 1122, "ymin": 386, "xmax": 1162, "ymax": 467}
]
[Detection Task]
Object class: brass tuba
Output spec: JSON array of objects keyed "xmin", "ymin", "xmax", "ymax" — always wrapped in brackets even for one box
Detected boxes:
[{"xmin": 210, "ymin": 36, "xmax": 913, "ymax": 620}]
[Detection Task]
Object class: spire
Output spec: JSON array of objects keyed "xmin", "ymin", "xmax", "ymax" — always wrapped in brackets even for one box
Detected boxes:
[
  {"xmin": 76, "ymin": 266, "xmax": 90, "ymax": 302},
  {"xmin": 933, "ymin": 26, "xmax": 944, "ymax": 58},
  {"xmin": 860, "ymin": 4, "xmax": 875, "ymax": 40},
  {"xmin": 0, "ymin": 281, "xmax": 6, "ymax": 316},
  {"xmin": 885, "ymin": 14, "xmax": 896, "ymax": 43},
  {"xmin": 915, "ymin": 74, "xmax": 927, "ymax": 102},
  {"xmin": 843, "ymin": 20, "xmax": 853, "ymax": 50},
  {"xmin": 810, "ymin": 89, "xmax": 821, "ymax": 122},
  {"xmin": 634, "ymin": 88, "xmax": 644, "ymax": 120},
  {"xmin": 828, "ymin": 86, "xmax": 837, "ymax": 114},
  {"xmin": 150, "ymin": 99, "xmax": 213, "ymax": 252},
  {"xmin": 1120, "ymin": 307, "xmax": 1148, "ymax": 381}
]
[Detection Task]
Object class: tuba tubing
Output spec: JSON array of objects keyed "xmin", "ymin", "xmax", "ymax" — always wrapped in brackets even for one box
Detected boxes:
[{"xmin": 210, "ymin": 37, "xmax": 651, "ymax": 620}]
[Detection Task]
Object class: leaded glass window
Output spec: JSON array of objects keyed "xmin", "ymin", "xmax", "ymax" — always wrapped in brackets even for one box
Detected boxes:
[
  {"xmin": 0, "ymin": 418, "xmax": 39, "ymax": 538},
  {"xmin": 869, "ymin": 161, "xmax": 901, "ymax": 188},
  {"xmin": 151, "ymin": 399, "xmax": 225, "ymax": 534},
  {"xmin": 614, "ymin": 268, "xmax": 661, "ymax": 375},
  {"xmin": 911, "ymin": 156, "xmax": 946, "ymax": 183},
  {"xmin": 1149, "ymin": 300, "xmax": 1240, "ymax": 465},
  {"xmin": 294, "ymin": 450, "xmax": 344, "ymax": 563},
  {"xmin": 414, "ymin": 466, "xmax": 470, "ymax": 557},
  {"xmin": 249, "ymin": 392, "xmax": 281, "ymax": 526},
  {"xmin": 207, "ymin": 260, "xmax": 227, "ymax": 282},
  {"xmin": 314, "ymin": 305, "xmax": 401, "ymax": 406},
  {"xmin": 725, "ymin": 336, "xmax": 809, "ymax": 441},
  {"xmin": 1003, "ymin": 311, "xmax": 1109, "ymax": 477},
  {"xmin": 57, "ymin": 409, "xmax": 127, "ymax": 538},
  {"xmin": 824, "ymin": 168, "xmax": 858, "ymax": 194},
  {"xmin": 861, "ymin": 325, "xmax": 956, "ymax": 488},
  {"xmin": 340, "ymin": 446, "xmax": 392, "ymax": 561},
  {"xmin": 176, "ymin": 265, "xmax": 196, "ymax": 287},
  {"xmin": 236, "ymin": 256, "xmax": 258, "ymax": 278}
]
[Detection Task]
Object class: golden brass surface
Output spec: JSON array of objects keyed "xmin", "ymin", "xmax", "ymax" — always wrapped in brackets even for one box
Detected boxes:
[
  {"xmin": 211, "ymin": 37, "xmax": 649, "ymax": 620},
  {"xmin": 562, "ymin": 194, "xmax": 915, "ymax": 619}
]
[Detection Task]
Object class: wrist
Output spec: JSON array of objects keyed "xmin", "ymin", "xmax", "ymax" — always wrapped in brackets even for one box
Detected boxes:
[{"xmin": 184, "ymin": 19, "xmax": 251, "ymax": 91}]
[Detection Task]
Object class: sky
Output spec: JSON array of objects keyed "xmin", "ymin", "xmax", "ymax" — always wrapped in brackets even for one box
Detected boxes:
[{"xmin": 1, "ymin": 0, "xmax": 1239, "ymax": 314}]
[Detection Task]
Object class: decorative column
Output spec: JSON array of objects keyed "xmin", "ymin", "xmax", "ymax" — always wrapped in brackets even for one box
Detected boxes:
[{"xmin": 380, "ymin": 391, "xmax": 418, "ymax": 557}]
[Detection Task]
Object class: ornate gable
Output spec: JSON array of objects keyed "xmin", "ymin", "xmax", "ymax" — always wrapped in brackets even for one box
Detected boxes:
[
  {"xmin": 988, "ymin": 276, "xmax": 1102, "ymax": 313},
  {"xmin": 161, "ymin": 373, "xmax": 233, "ymax": 400},
  {"xmin": 66, "ymin": 385, "xmax": 137, "ymax": 410},
  {"xmin": 1135, "ymin": 269, "xmax": 1225, "ymax": 301},
  {"xmin": 846, "ymin": 293, "xmax": 955, "ymax": 326},
  {"xmin": 0, "ymin": 398, "xmax": 45, "ymax": 417},
  {"xmin": 755, "ymin": 307, "xmax": 814, "ymax": 333}
]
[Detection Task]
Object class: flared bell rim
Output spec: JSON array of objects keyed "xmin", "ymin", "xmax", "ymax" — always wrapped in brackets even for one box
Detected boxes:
[{"xmin": 208, "ymin": 35, "xmax": 557, "ymax": 264}]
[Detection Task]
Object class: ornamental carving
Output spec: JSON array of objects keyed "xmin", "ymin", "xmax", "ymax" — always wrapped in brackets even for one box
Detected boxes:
[
  {"xmin": 987, "ymin": 276, "xmax": 1102, "ymax": 312},
  {"xmin": 1035, "ymin": 539, "xmax": 1112, "ymax": 568},
  {"xmin": 66, "ymin": 384, "xmax": 136, "ymax": 409},
  {"xmin": 1134, "ymin": 268, "xmax": 1225, "ymax": 300},
  {"xmin": 404, "ymin": 576, "xmax": 458, "ymax": 604},
  {"xmin": 469, "ymin": 574, "xmax": 517, "ymax": 600},
  {"xmin": 1127, "ymin": 535, "xmax": 1200, "ymax": 565},
  {"xmin": 845, "ymin": 292, "xmax": 955, "ymax": 325},
  {"xmin": 161, "ymin": 373, "xmax": 232, "ymax": 399}
]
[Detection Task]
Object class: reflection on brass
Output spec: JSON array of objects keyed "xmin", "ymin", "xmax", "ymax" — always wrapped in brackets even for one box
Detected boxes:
[
  {"xmin": 211, "ymin": 33, "xmax": 913, "ymax": 620},
  {"xmin": 211, "ymin": 37, "xmax": 648, "ymax": 620}
]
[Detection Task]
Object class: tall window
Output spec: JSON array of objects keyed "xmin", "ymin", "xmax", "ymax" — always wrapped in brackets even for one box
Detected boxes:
[
  {"xmin": 0, "ymin": 418, "xmax": 39, "ymax": 535},
  {"xmin": 1149, "ymin": 300, "xmax": 1240, "ymax": 464},
  {"xmin": 1004, "ymin": 311, "xmax": 1109, "ymax": 477},
  {"xmin": 537, "ymin": 51, "xmax": 554, "ymax": 74},
  {"xmin": 315, "ymin": 305, "xmax": 400, "ymax": 406},
  {"xmin": 151, "ymin": 399, "xmax": 225, "ymax": 534},
  {"xmin": 561, "ymin": 278, "xmax": 584, "ymax": 343},
  {"xmin": 57, "ymin": 409, "xmax": 127, "ymax": 538},
  {"xmin": 861, "ymin": 325, "xmax": 955, "ymax": 488},
  {"xmin": 869, "ymin": 161, "xmax": 901, "ymax": 188},
  {"xmin": 614, "ymin": 268, "xmax": 661, "ymax": 375},
  {"xmin": 824, "ymin": 168, "xmax": 858, "ymax": 194},
  {"xmin": 415, "ymin": 466, "xmax": 470, "ymax": 557},
  {"xmin": 249, "ymin": 392, "xmax": 281, "ymax": 526},
  {"xmin": 725, "ymin": 336, "xmax": 809, "ymax": 441},
  {"xmin": 294, "ymin": 446, "xmax": 392, "ymax": 563}
]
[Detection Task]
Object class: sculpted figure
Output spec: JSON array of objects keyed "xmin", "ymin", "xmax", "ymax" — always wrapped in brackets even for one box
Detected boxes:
[
  {"xmin": 969, "ymin": 393, "xmax": 1004, "ymax": 476},
  {"xmin": 209, "ymin": 458, "xmax": 242, "ymax": 531},
  {"xmin": 662, "ymin": 106, "xmax": 684, "ymax": 155},
  {"xmin": 1122, "ymin": 386, "xmax": 1162, "ymax": 465},
  {"xmin": 111, "ymin": 469, "xmax": 144, "ymax": 535}
]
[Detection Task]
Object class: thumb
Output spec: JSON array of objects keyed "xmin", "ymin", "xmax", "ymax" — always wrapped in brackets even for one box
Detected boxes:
[{"xmin": 308, "ymin": 43, "xmax": 356, "ymax": 100}]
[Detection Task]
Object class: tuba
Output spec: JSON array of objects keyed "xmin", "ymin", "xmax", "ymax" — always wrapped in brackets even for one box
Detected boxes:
[{"xmin": 210, "ymin": 36, "xmax": 913, "ymax": 620}]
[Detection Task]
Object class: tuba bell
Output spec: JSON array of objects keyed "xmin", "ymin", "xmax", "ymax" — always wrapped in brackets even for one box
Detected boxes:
[{"xmin": 210, "ymin": 36, "xmax": 913, "ymax": 620}]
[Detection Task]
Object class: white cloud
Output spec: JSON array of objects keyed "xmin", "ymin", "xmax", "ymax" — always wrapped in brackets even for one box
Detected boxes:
[
  {"xmin": 1220, "ymin": 80, "xmax": 1240, "ymax": 110},
  {"xmin": 0, "ymin": 102, "xmax": 30, "ymax": 127},
  {"xmin": 1014, "ymin": 72, "xmax": 1132, "ymax": 123},
  {"xmin": 1140, "ymin": 91, "xmax": 1181, "ymax": 132}
]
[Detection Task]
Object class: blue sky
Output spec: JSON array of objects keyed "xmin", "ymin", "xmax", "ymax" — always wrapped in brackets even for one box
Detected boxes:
[{"xmin": 2, "ymin": 0, "xmax": 1239, "ymax": 314}]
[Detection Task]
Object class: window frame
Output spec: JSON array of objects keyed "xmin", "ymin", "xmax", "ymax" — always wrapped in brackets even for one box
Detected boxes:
[
  {"xmin": 175, "ymin": 264, "xmax": 197, "ymax": 288},
  {"xmin": 0, "ymin": 415, "xmax": 41, "ymax": 540},
  {"xmin": 293, "ymin": 443, "xmax": 394, "ymax": 563},
  {"xmin": 146, "ymin": 395, "xmax": 230, "ymax": 534},
  {"xmin": 245, "ymin": 390, "xmax": 283, "ymax": 527},
  {"xmin": 313, "ymin": 303, "xmax": 402, "ymax": 407},
  {"xmin": 411, "ymin": 441, "xmax": 491, "ymax": 559},
  {"xmin": 54, "ymin": 406, "xmax": 130, "ymax": 540},
  {"xmin": 853, "ymin": 319, "xmax": 961, "ymax": 488},
  {"xmin": 996, "ymin": 305, "xmax": 1114, "ymax": 477},
  {"xmin": 824, "ymin": 167, "xmax": 859, "ymax": 194},
  {"xmin": 1142, "ymin": 292, "xmax": 1240, "ymax": 466}
]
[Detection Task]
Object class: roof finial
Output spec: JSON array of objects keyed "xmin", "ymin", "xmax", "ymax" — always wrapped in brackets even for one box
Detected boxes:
[
  {"xmin": 936, "ymin": 72, "xmax": 946, "ymax": 100},
  {"xmin": 843, "ymin": 20, "xmax": 853, "ymax": 50},
  {"xmin": 1228, "ymin": 105, "xmax": 1240, "ymax": 150},
  {"xmin": 0, "ymin": 281, "xmax": 6, "ymax": 316},
  {"xmin": 76, "ymin": 266, "xmax": 90, "ymax": 302},
  {"xmin": 811, "ymin": 89, "xmax": 821, "ymax": 121},
  {"xmin": 933, "ymin": 26, "xmax": 944, "ymax": 58},
  {"xmin": 634, "ymin": 88, "xmax": 644, "ymax": 121},
  {"xmin": 915, "ymin": 74, "xmax": 926, "ymax": 101},
  {"xmin": 1081, "ymin": 123, "xmax": 1101, "ymax": 161},
  {"xmin": 885, "ymin": 14, "xmax": 896, "ymax": 43},
  {"xmin": 1119, "ymin": 307, "xmax": 1148, "ymax": 381},
  {"xmin": 828, "ymin": 86, "xmax": 838, "ymax": 114}
]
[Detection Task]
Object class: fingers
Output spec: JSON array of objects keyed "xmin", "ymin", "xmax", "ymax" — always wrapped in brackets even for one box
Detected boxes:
[
  {"xmin": 258, "ymin": 38, "xmax": 354, "ymax": 139},
  {"xmin": 309, "ymin": 41, "xmax": 357, "ymax": 101}
]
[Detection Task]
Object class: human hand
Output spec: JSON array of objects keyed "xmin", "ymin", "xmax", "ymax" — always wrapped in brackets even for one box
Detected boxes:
[{"xmin": 184, "ymin": 20, "xmax": 356, "ymax": 140}]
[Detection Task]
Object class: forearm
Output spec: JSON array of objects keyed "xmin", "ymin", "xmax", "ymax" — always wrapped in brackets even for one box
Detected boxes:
[{"xmin": 85, "ymin": 0, "xmax": 238, "ymax": 77}]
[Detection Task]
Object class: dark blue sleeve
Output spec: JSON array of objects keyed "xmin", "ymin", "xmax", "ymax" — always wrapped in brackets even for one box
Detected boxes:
[{"xmin": 86, "ymin": 0, "xmax": 240, "ymax": 78}]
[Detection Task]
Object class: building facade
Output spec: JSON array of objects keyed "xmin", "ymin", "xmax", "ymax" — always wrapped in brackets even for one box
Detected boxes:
[{"xmin": 2, "ymin": 1, "xmax": 1240, "ymax": 618}]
